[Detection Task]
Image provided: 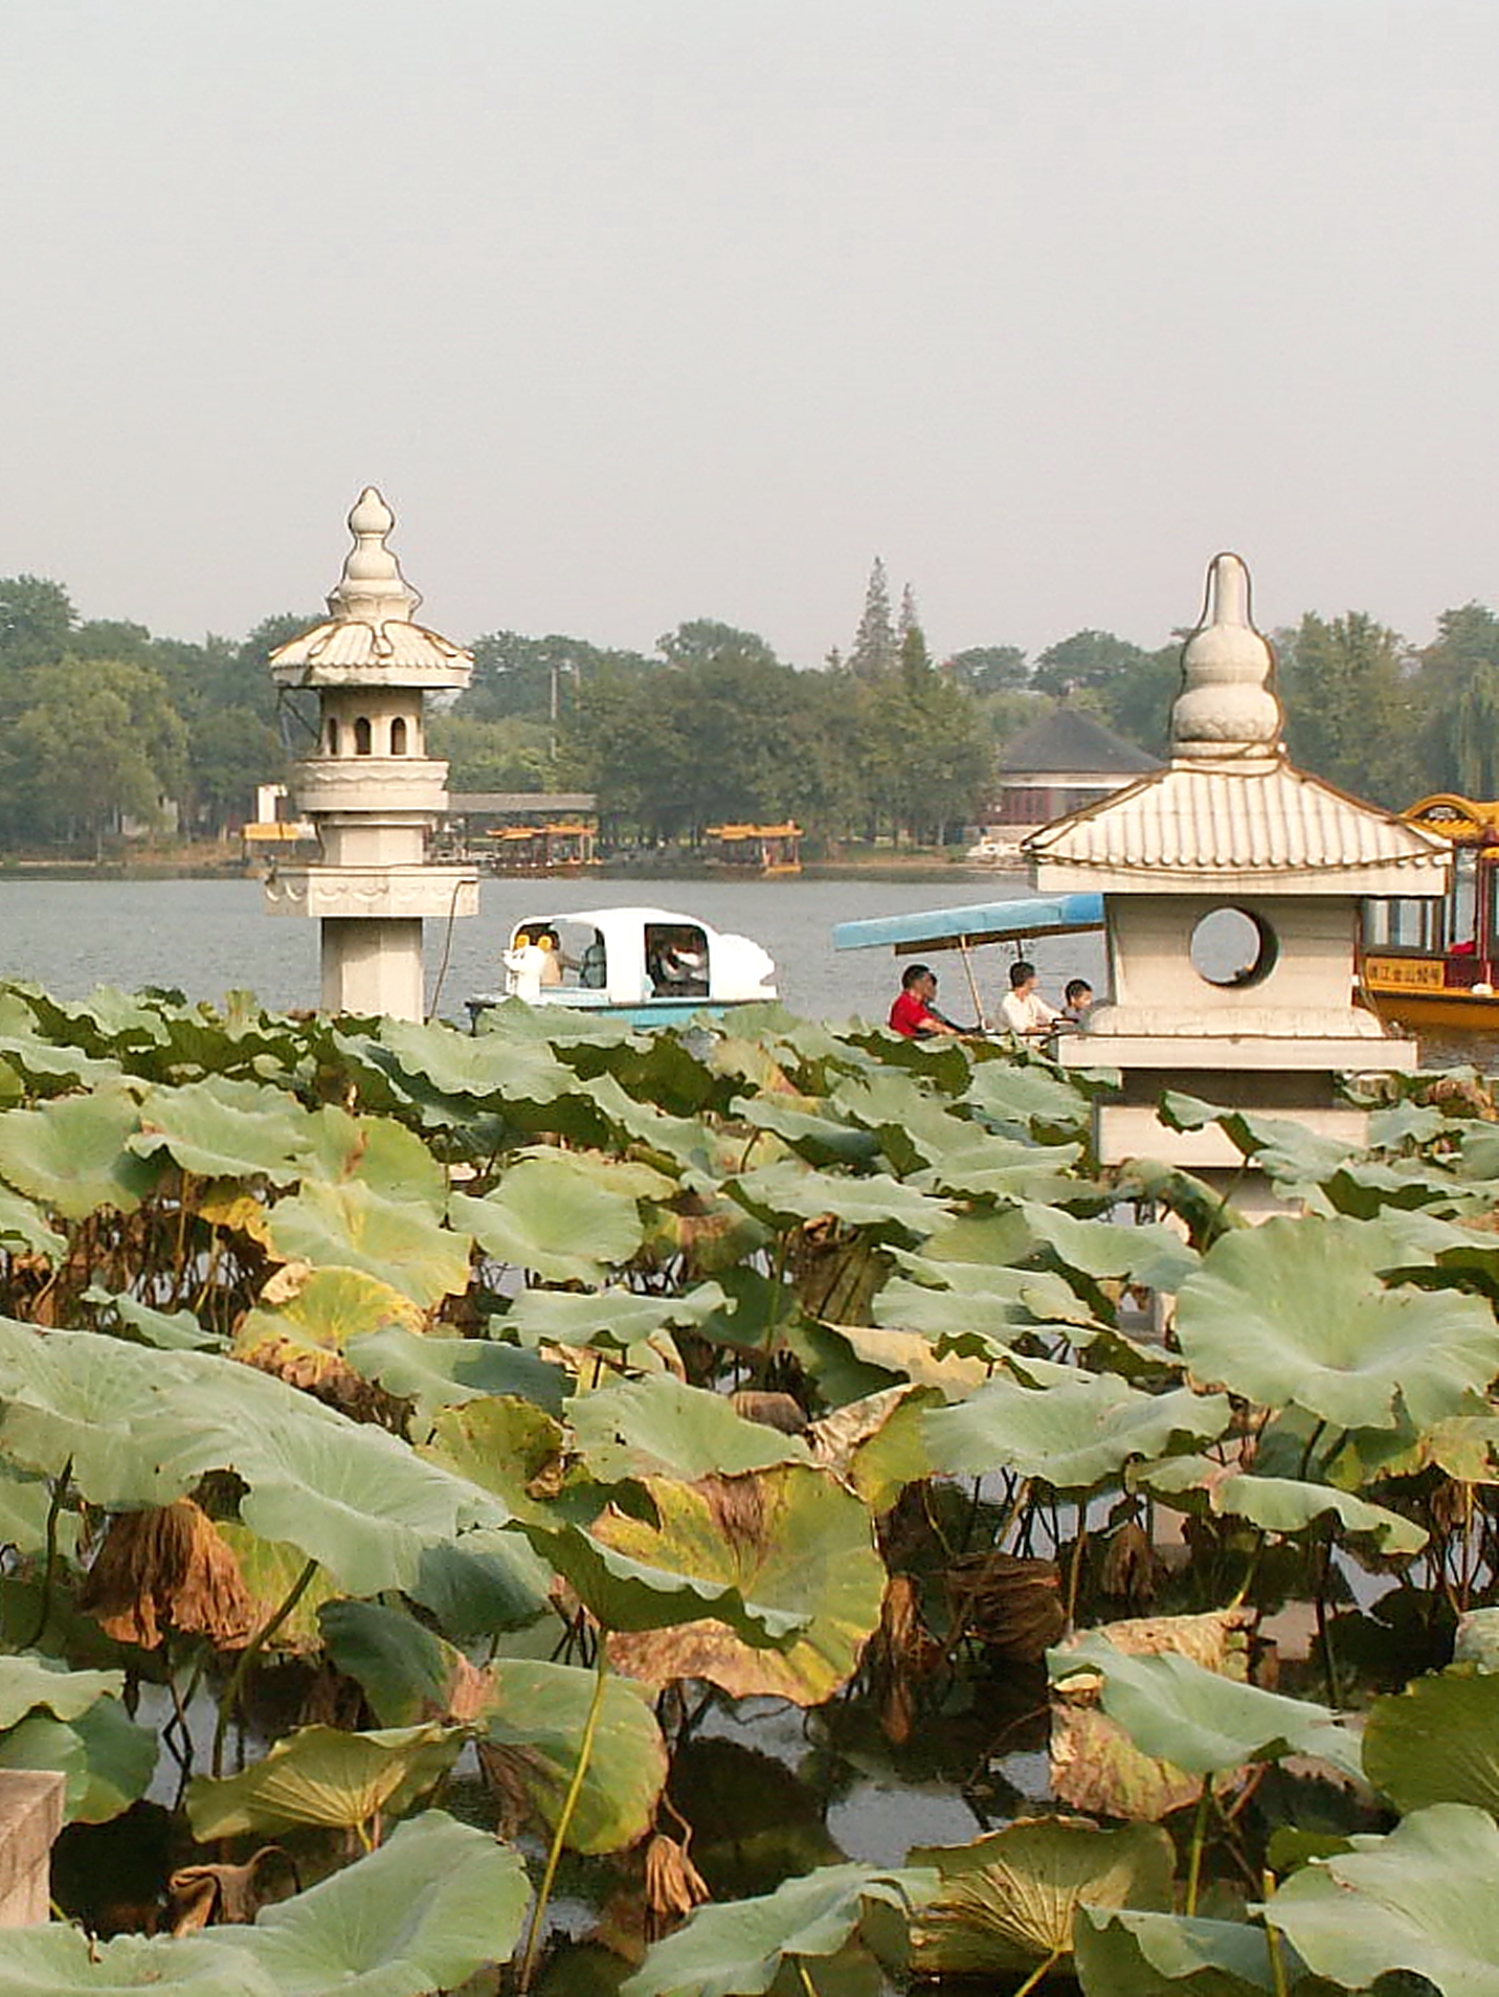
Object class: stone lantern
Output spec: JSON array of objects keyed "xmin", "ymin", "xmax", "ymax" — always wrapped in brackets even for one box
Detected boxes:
[
  {"xmin": 1026, "ymin": 552, "xmax": 1449, "ymax": 1205},
  {"xmin": 264, "ymin": 488, "xmax": 479, "ymax": 1019}
]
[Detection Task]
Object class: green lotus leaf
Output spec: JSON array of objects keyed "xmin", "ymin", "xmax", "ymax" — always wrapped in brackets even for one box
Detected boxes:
[
  {"xmin": 541, "ymin": 1145, "xmax": 679, "ymax": 1204},
  {"xmin": 0, "ymin": 1031, "xmax": 123, "ymax": 1095},
  {"xmin": 1159, "ymin": 1099, "xmax": 1356, "ymax": 1191},
  {"xmin": 1369, "ymin": 1099, "xmax": 1450, "ymax": 1150},
  {"xmin": 1049, "ymin": 1634, "xmax": 1363, "ymax": 1782},
  {"xmin": 327, "ymin": 1602, "xmax": 668, "ymax": 1855},
  {"xmin": 732, "ymin": 1096, "xmax": 882, "ymax": 1168},
  {"xmin": 301, "ymin": 1103, "xmax": 450, "ymax": 1208},
  {"xmin": 1363, "ymin": 1667, "xmax": 1499, "ymax": 1816},
  {"xmin": 0, "ymin": 1927, "xmax": 275, "ymax": 1996},
  {"xmin": 216, "ymin": 1527, "xmax": 338, "ymax": 1655},
  {"xmin": 596, "ymin": 1466, "xmax": 886, "ymax": 1703},
  {"xmin": 265, "ymin": 1179, "xmax": 473, "ymax": 1307},
  {"xmin": 727, "ymin": 1161, "xmax": 949, "ymax": 1240},
  {"xmin": 374, "ymin": 1012, "xmax": 580, "ymax": 1106},
  {"xmin": 89, "ymin": 1291, "xmax": 225, "ymax": 1351},
  {"xmin": 0, "ymin": 1654, "xmax": 123, "ymax": 1728},
  {"xmin": 237, "ymin": 1267, "xmax": 424, "ymax": 1367},
  {"xmin": 568, "ymin": 1376, "xmax": 810, "ymax": 1484},
  {"xmin": 453, "ymin": 1151, "xmax": 646, "ymax": 1281},
  {"xmin": 577, "ymin": 1072, "xmax": 722, "ymax": 1174},
  {"xmin": 0, "ymin": 1085, "xmax": 157, "ymax": 1218},
  {"xmin": 0, "ymin": 1322, "xmax": 507, "ymax": 1594},
  {"xmin": 407, "ymin": 1524, "xmax": 554, "ymax": 1641},
  {"xmin": 873, "ymin": 1272, "xmax": 1036, "ymax": 1344},
  {"xmin": 816, "ymin": 1321, "xmax": 994, "ymax": 1397},
  {"xmin": 1264, "ymin": 1803, "xmax": 1499, "ymax": 1995},
  {"xmin": 348, "ymin": 1325, "xmax": 569, "ymax": 1422},
  {"xmin": 909, "ymin": 1817, "xmax": 1175, "ymax": 1977},
  {"xmin": 208, "ymin": 1808, "xmax": 532, "ymax": 1997},
  {"xmin": 1075, "ymin": 1908, "xmax": 1307, "ymax": 1997},
  {"xmin": 963, "ymin": 1060, "xmax": 1093, "ymax": 1141},
  {"xmin": 911, "ymin": 1132, "xmax": 1087, "ymax": 1205},
  {"xmin": 620, "ymin": 1862, "xmax": 937, "ymax": 1997},
  {"xmin": 0, "ymin": 1182, "xmax": 65, "ymax": 1261},
  {"xmin": 1138, "ymin": 1458, "xmax": 1428, "ymax": 1555},
  {"xmin": 808, "ymin": 1385, "xmax": 939, "ymax": 1511},
  {"xmin": 1011, "ymin": 1200, "xmax": 1200, "ymax": 1293},
  {"xmin": 0, "ymin": 1694, "xmax": 158, "ymax": 1823},
  {"xmin": 1175, "ymin": 1214, "xmax": 1499, "ymax": 1430},
  {"xmin": 0, "ymin": 1459, "xmax": 80, "ymax": 1556},
  {"xmin": 1455, "ymin": 1607, "xmax": 1499, "ymax": 1671},
  {"xmin": 925, "ymin": 1374, "xmax": 1229, "ymax": 1491},
  {"xmin": 128, "ymin": 1074, "xmax": 315, "ymax": 1183},
  {"xmin": 185, "ymin": 1722, "xmax": 465, "ymax": 1839},
  {"xmin": 502, "ymin": 1281, "xmax": 728, "ymax": 1354}
]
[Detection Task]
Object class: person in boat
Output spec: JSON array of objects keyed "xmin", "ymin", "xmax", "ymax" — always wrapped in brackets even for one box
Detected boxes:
[
  {"xmin": 650, "ymin": 927, "xmax": 709, "ymax": 997},
  {"xmin": 888, "ymin": 963, "xmax": 965, "ymax": 1039},
  {"xmin": 996, "ymin": 960, "xmax": 1060, "ymax": 1037},
  {"xmin": 1061, "ymin": 978, "xmax": 1094, "ymax": 1027}
]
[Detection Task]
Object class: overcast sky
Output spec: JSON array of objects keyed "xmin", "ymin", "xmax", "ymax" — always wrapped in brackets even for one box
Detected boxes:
[{"xmin": 2, "ymin": 2, "xmax": 1495, "ymax": 668}]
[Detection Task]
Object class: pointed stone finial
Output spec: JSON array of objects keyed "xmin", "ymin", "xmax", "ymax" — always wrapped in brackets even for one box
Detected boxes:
[
  {"xmin": 325, "ymin": 486, "xmax": 422, "ymax": 626},
  {"xmin": 1171, "ymin": 552, "xmax": 1283, "ymax": 762}
]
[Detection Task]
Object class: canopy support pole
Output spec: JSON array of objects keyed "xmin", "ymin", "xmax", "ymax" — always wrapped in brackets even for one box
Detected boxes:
[{"xmin": 957, "ymin": 935, "xmax": 984, "ymax": 1028}]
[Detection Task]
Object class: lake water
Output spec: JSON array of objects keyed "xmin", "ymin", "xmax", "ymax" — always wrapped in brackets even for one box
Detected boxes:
[{"xmin": 0, "ymin": 871, "xmax": 1106, "ymax": 1031}]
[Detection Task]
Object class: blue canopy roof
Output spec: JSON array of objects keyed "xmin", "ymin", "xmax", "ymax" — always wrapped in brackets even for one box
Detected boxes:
[{"xmin": 833, "ymin": 892, "xmax": 1104, "ymax": 955}]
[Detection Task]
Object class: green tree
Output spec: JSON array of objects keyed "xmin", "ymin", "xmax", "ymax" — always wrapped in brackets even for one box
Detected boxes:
[
  {"xmin": 848, "ymin": 559, "xmax": 898, "ymax": 681},
  {"xmin": 1411, "ymin": 603, "xmax": 1499, "ymax": 798},
  {"xmin": 658, "ymin": 620, "xmax": 780, "ymax": 673},
  {"xmin": 1032, "ymin": 628, "xmax": 1146, "ymax": 698},
  {"xmin": 1279, "ymin": 611, "xmax": 1413, "ymax": 806},
  {"xmin": 945, "ymin": 645, "xmax": 1029, "ymax": 694},
  {"xmin": 5, "ymin": 657, "xmax": 188, "ymax": 853},
  {"xmin": 429, "ymin": 714, "xmax": 551, "ymax": 794},
  {"xmin": 0, "ymin": 576, "xmax": 75, "ymax": 673}
]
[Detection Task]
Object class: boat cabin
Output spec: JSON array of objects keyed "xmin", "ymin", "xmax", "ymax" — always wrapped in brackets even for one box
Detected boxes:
[
  {"xmin": 467, "ymin": 905, "xmax": 778, "ymax": 1028},
  {"xmin": 1361, "ymin": 795, "xmax": 1499, "ymax": 1030},
  {"xmin": 704, "ymin": 823, "xmax": 802, "ymax": 875},
  {"xmin": 484, "ymin": 821, "xmax": 598, "ymax": 874}
]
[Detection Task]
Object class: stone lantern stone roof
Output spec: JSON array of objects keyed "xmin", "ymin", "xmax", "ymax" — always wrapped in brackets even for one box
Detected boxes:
[
  {"xmin": 1026, "ymin": 552, "xmax": 1448, "ymax": 895},
  {"xmin": 270, "ymin": 487, "xmax": 473, "ymax": 691}
]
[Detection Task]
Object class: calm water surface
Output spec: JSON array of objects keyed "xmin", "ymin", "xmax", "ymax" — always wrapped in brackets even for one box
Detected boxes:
[{"xmin": 0, "ymin": 873, "xmax": 1107, "ymax": 1031}]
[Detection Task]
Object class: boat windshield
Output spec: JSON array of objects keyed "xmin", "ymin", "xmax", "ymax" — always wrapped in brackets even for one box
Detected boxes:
[{"xmin": 644, "ymin": 921, "xmax": 709, "ymax": 998}]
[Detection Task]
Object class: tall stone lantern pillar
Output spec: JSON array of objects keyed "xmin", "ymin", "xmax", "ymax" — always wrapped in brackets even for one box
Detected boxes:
[{"xmin": 264, "ymin": 488, "xmax": 479, "ymax": 1020}]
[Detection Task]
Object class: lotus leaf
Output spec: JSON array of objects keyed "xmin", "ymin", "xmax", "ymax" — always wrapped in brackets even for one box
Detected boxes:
[
  {"xmin": 1455, "ymin": 1607, "xmax": 1499, "ymax": 1671},
  {"xmin": 732, "ymin": 1096, "xmax": 882, "ymax": 1168},
  {"xmin": 578, "ymin": 1071, "xmax": 723, "ymax": 1174},
  {"xmin": 727, "ymin": 1160, "xmax": 949, "ymax": 1240},
  {"xmin": 963, "ymin": 1060, "xmax": 1092, "ymax": 1141},
  {"xmin": 807, "ymin": 1385, "xmax": 939, "ymax": 1511},
  {"xmin": 0, "ymin": 1323, "xmax": 508, "ymax": 1594},
  {"xmin": 0, "ymin": 1085, "xmax": 157, "ymax": 1218},
  {"xmin": 420, "ymin": 1398, "xmax": 587, "ymax": 1525},
  {"xmin": 265, "ymin": 1180, "xmax": 472, "ymax": 1307},
  {"xmin": 237, "ymin": 1267, "xmax": 424, "ymax": 1370},
  {"xmin": 0, "ymin": 1654, "xmax": 124, "ymax": 1728},
  {"xmin": 925, "ymin": 1373, "xmax": 1229, "ymax": 1491},
  {"xmin": 0, "ymin": 1694, "xmax": 158, "ymax": 1823},
  {"xmin": 620, "ymin": 1862, "xmax": 937, "ymax": 1997},
  {"xmin": 1139, "ymin": 1458, "xmax": 1428, "ymax": 1555},
  {"xmin": 1363, "ymin": 1666, "xmax": 1499, "ymax": 1816},
  {"xmin": 128, "ymin": 1075, "xmax": 315, "ymax": 1184},
  {"xmin": 348, "ymin": 1325, "xmax": 569, "ymax": 1421},
  {"xmin": 1011, "ymin": 1200, "xmax": 1201, "ymax": 1293},
  {"xmin": 185, "ymin": 1722, "xmax": 465, "ymax": 1839},
  {"xmin": 0, "ymin": 1031, "xmax": 123, "ymax": 1094},
  {"xmin": 300, "ymin": 1103, "xmax": 450, "ymax": 1208},
  {"xmin": 1264, "ymin": 1802, "xmax": 1499, "ymax": 1995},
  {"xmin": 375, "ymin": 1011, "xmax": 580, "ymax": 1106},
  {"xmin": 0, "ymin": 1927, "xmax": 277, "ymax": 1996},
  {"xmin": 597, "ymin": 1466, "xmax": 886, "ymax": 1703},
  {"xmin": 0, "ymin": 1459, "xmax": 80, "ymax": 1556},
  {"xmin": 320, "ymin": 1599, "xmax": 495, "ymax": 1726},
  {"xmin": 568, "ymin": 1376, "xmax": 810, "ymax": 1484},
  {"xmin": 407, "ymin": 1524, "xmax": 554, "ymax": 1640},
  {"xmin": 1050, "ymin": 1633, "xmax": 1363, "ymax": 1783},
  {"xmin": 217, "ymin": 1527, "xmax": 338, "ymax": 1654},
  {"xmin": 453, "ymin": 1151, "xmax": 646, "ymax": 1281},
  {"xmin": 503, "ymin": 1281, "xmax": 728, "ymax": 1353},
  {"xmin": 206, "ymin": 1807, "xmax": 532, "ymax": 1997},
  {"xmin": 909, "ymin": 1816, "xmax": 1175, "ymax": 1976},
  {"xmin": 1175, "ymin": 1214, "xmax": 1499, "ymax": 1430},
  {"xmin": 92, "ymin": 1292, "xmax": 224, "ymax": 1352},
  {"xmin": 0, "ymin": 1182, "xmax": 64, "ymax": 1260},
  {"xmin": 1369, "ymin": 1099, "xmax": 1450, "ymax": 1150},
  {"xmin": 1075, "ymin": 1908, "xmax": 1306, "ymax": 1996}
]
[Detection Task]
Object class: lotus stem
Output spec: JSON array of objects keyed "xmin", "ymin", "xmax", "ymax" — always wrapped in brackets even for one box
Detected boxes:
[
  {"xmin": 211, "ymin": 1555, "xmax": 318, "ymax": 1778},
  {"xmin": 1262, "ymin": 1875, "xmax": 1290, "ymax": 1997},
  {"xmin": 18, "ymin": 1457, "xmax": 71, "ymax": 1652},
  {"xmin": 1185, "ymin": 1777, "xmax": 1212, "ymax": 1915},
  {"xmin": 796, "ymin": 1965, "xmax": 820, "ymax": 1997},
  {"xmin": 1009, "ymin": 1944, "xmax": 1066, "ymax": 1997},
  {"xmin": 517, "ymin": 1630, "xmax": 611, "ymax": 1993}
]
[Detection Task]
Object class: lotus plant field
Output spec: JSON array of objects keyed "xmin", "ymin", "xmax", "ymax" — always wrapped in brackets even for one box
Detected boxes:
[{"xmin": 0, "ymin": 982, "xmax": 1496, "ymax": 1992}]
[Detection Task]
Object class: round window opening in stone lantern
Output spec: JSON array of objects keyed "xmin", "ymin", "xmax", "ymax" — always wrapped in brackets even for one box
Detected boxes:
[{"xmin": 1189, "ymin": 906, "xmax": 1278, "ymax": 989}]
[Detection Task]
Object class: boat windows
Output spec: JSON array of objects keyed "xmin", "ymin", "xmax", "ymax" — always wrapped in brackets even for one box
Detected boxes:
[
  {"xmin": 646, "ymin": 922, "xmax": 710, "ymax": 997},
  {"xmin": 1450, "ymin": 849, "xmax": 1479, "ymax": 951},
  {"xmin": 1361, "ymin": 897, "xmax": 1444, "ymax": 953},
  {"xmin": 1188, "ymin": 906, "xmax": 1277, "ymax": 989}
]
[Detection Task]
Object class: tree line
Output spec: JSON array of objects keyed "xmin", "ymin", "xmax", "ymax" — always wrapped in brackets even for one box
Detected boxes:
[{"xmin": 1, "ymin": 561, "xmax": 1498, "ymax": 855}]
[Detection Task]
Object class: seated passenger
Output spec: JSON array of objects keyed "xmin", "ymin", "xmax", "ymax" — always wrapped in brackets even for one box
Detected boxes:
[{"xmin": 888, "ymin": 963, "xmax": 964, "ymax": 1039}]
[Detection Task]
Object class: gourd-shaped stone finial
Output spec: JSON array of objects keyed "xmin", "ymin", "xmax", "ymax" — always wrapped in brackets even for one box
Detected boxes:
[
  {"xmin": 325, "ymin": 486, "xmax": 422, "ymax": 625},
  {"xmin": 1171, "ymin": 551, "xmax": 1283, "ymax": 761}
]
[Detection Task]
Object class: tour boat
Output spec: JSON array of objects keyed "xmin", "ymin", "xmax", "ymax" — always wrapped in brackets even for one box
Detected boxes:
[
  {"xmin": 467, "ymin": 905, "xmax": 778, "ymax": 1029},
  {"xmin": 833, "ymin": 892, "xmax": 1104, "ymax": 1025},
  {"xmin": 1358, "ymin": 795, "xmax": 1499, "ymax": 1033}
]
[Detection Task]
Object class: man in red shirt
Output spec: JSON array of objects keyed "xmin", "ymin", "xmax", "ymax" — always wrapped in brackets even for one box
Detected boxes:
[{"xmin": 888, "ymin": 962, "xmax": 964, "ymax": 1039}]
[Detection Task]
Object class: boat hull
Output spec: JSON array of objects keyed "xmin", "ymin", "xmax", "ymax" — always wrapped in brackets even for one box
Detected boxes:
[
  {"xmin": 1360, "ymin": 984, "xmax": 1499, "ymax": 1033},
  {"xmin": 466, "ymin": 993, "xmax": 770, "ymax": 1031}
]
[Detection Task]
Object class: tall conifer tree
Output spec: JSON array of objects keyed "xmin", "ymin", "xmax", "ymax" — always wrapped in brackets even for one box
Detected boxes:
[{"xmin": 849, "ymin": 558, "xmax": 898, "ymax": 680}]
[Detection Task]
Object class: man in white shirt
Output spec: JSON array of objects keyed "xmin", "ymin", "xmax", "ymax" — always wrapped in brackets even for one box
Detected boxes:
[{"xmin": 997, "ymin": 959, "xmax": 1059, "ymax": 1037}]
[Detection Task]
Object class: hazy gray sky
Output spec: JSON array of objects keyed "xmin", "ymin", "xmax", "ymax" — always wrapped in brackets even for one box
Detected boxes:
[{"xmin": 2, "ymin": 2, "xmax": 1495, "ymax": 666}]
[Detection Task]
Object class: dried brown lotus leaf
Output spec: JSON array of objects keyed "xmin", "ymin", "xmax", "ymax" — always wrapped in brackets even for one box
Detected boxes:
[
  {"xmin": 731, "ymin": 1389, "xmax": 808, "ymax": 1435},
  {"xmin": 1098, "ymin": 1520, "xmax": 1167, "ymax": 1609},
  {"xmin": 945, "ymin": 1550, "xmax": 1064, "ymax": 1663},
  {"xmin": 80, "ymin": 1498, "xmax": 254, "ymax": 1651},
  {"xmin": 167, "ymin": 1845, "xmax": 294, "ymax": 1933},
  {"xmin": 644, "ymin": 1830, "xmax": 710, "ymax": 1936}
]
